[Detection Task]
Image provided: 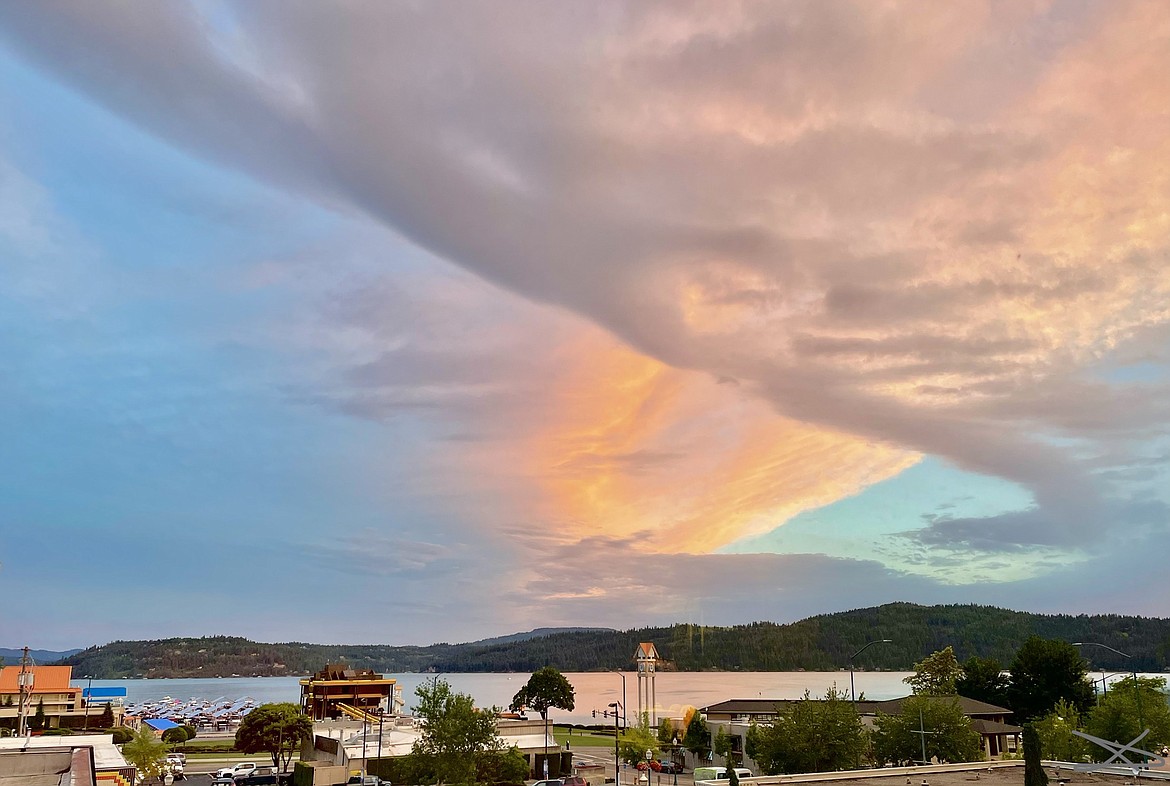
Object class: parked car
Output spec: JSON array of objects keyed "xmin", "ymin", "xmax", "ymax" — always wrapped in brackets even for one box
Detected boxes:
[
  {"xmin": 531, "ymin": 780, "xmax": 564, "ymax": 786},
  {"xmin": 562, "ymin": 776, "xmax": 587, "ymax": 786},
  {"xmin": 346, "ymin": 776, "xmax": 383, "ymax": 786},
  {"xmin": 216, "ymin": 763, "xmax": 257, "ymax": 780},
  {"xmin": 211, "ymin": 779, "xmax": 235, "ymax": 786},
  {"xmin": 236, "ymin": 767, "xmax": 282, "ymax": 784},
  {"xmin": 658, "ymin": 761, "xmax": 685, "ymax": 774}
]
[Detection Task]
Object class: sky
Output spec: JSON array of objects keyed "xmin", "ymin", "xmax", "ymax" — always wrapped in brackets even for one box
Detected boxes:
[{"xmin": 1, "ymin": 1, "xmax": 1169, "ymax": 651}]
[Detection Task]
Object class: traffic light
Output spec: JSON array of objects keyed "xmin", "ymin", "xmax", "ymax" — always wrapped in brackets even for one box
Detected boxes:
[{"xmin": 592, "ymin": 709, "xmax": 596, "ymax": 718}]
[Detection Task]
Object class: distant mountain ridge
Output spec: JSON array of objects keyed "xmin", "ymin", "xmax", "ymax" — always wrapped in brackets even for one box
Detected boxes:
[
  {"xmin": 469, "ymin": 627, "xmax": 615, "ymax": 647},
  {"xmin": 0, "ymin": 648, "xmax": 83, "ymax": 664},
  {"xmin": 58, "ymin": 603, "xmax": 1170, "ymax": 679}
]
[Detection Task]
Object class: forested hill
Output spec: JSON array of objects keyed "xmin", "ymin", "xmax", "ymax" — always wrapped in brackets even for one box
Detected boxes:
[{"xmin": 60, "ymin": 603, "xmax": 1170, "ymax": 678}]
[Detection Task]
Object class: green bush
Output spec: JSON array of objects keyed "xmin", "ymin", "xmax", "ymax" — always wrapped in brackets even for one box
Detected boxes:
[{"xmin": 112, "ymin": 727, "xmax": 134, "ymax": 744}]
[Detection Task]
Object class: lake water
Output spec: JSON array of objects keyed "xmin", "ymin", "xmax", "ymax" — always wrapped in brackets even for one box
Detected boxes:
[{"xmin": 74, "ymin": 671, "xmax": 917, "ymax": 725}]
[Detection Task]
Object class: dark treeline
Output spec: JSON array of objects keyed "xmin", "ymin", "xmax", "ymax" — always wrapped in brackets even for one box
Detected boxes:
[{"xmin": 60, "ymin": 603, "xmax": 1170, "ymax": 678}]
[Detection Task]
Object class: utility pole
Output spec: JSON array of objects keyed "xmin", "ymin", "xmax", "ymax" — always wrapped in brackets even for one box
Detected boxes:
[{"xmin": 17, "ymin": 647, "xmax": 34, "ymax": 737}]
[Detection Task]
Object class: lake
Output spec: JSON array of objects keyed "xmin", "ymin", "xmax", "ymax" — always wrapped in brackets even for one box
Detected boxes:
[{"xmin": 74, "ymin": 671, "xmax": 917, "ymax": 725}]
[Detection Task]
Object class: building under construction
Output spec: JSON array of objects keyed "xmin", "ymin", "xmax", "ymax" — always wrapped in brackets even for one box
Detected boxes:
[{"xmin": 299, "ymin": 664, "xmax": 398, "ymax": 721}]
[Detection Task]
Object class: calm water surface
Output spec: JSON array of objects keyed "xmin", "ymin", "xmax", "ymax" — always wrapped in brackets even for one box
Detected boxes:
[{"xmin": 75, "ymin": 671, "xmax": 916, "ymax": 725}]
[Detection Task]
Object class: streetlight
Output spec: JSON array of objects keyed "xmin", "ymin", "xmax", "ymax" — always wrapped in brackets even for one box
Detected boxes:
[
  {"xmin": 610, "ymin": 702, "xmax": 622, "ymax": 786},
  {"xmin": 645, "ymin": 749, "xmax": 653, "ymax": 786},
  {"xmin": 850, "ymin": 640, "xmax": 893, "ymax": 703},
  {"xmin": 611, "ymin": 671, "xmax": 627, "ymax": 732},
  {"xmin": 1074, "ymin": 642, "xmax": 1142, "ymax": 730},
  {"xmin": 82, "ymin": 676, "xmax": 93, "ymax": 732},
  {"xmin": 672, "ymin": 737, "xmax": 679, "ymax": 786}
]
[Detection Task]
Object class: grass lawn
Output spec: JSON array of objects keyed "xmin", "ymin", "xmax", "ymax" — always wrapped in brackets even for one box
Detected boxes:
[{"xmin": 553, "ymin": 726, "xmax": 624, "ymax": 747}]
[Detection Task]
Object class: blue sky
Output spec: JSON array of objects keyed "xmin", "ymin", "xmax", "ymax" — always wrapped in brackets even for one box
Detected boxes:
[{"xmin": 2, "ymin": 3, "xmax": 1169, "ymax": 650}]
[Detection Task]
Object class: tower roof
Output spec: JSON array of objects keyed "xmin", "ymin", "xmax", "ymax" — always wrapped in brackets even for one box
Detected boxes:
[{"xmin": 634, "ymin": 642, "xmax": 659, "ymax": 660}]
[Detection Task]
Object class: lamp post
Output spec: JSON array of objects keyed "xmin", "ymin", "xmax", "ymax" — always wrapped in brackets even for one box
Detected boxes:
[
  {"xmin": 1074, "ymin": 642, "xmax": 1142, "ymax": 730},
  {"xmin": 850, "ymin": 640, "xmax": 892, "ymax": 703},
  {"xmin": 611, "ymin": 671, "xmax": 627, "ymax": 731},
  {"xmin": 672, "ymin": 737, "xmax": 679, "ymax": 786},
  {"xmin": 83, "ymin": 676, "xmax": 93, "ymax": 731},
  {"xmin": 610, "ymin": 702, "xmax": 622, "ymax": 786},
  {"xmin": 645, "ymin": 749, "xmax": 653, "ymax": 786}
]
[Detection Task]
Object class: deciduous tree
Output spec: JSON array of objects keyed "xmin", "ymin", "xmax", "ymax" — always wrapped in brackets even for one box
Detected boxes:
[
  {"xmin": 122, "ymin": 725, "xmax": 169, "ymax": 782},
  {"xmin": 619, "ymin": 713, "xmax": 660, "ymax": 767},
  {"xmin": 905, "ymin": 647, "xmax": 965, "ymax": 696},
  {"xmin": 871, "ymin": 696, "xmax": 981, "ymax": 766},
  {"xmin": 235, "ymin": 702, "xmax": 313, "ymax": 770},
  {"xmin": 1084, "ymin": 676, "xmax": 1170, "ymax": 757},
  {"xmin": 1032, "ymin": 700, "xmax": 1090, "ymax": 763},
  {"xmin": 751, "ymin": 688, "xmax": 865, "ymax": 774},
  {"xmin": 412, "ymin": 678, "xmax": 506, "ymax": 784}
]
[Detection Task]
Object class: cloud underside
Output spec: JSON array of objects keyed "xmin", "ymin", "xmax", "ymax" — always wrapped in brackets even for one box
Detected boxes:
[{"xmin": 3, "ymin": 0, "xmax": 1170, "ymax": 577}]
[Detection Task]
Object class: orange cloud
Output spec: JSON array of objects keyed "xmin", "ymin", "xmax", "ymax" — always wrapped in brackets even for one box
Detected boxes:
[{"xmin": 529, "ymin": 331, "xmax": 918, "ymax": 553}]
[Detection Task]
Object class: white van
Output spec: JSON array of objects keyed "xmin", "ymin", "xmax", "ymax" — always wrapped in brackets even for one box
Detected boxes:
[{"xmin": 693, "ymin": 767, "xmax": 753, "ymax": 782}]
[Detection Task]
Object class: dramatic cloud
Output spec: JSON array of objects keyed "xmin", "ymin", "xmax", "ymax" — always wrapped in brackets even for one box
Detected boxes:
[{"xmin": 2, "ymin": 1, "xmax": 1169, "ymax": 645}]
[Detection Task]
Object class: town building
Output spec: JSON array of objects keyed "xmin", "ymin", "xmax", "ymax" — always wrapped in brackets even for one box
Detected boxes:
[
  {"xmin": 299, "ymin": 664, "xmax": 398, "ymax": 721},
  {"xmin": 0, "ymin": 665, "xmax": 125, "ymax": 733},
  {"xmin": 0, "ymin": 733, "xmax": 134, "ymax": 786},
  {"xmin": 0, "ymin": 665, "xmax": 80, "ymax": 731},
  {"xmin": 700, "ymin": 694, "xmax": 1021, "ymax": 767},
  {"xmin": 304, "ymin": 717, "xmax": 564, "ymax": 779}
]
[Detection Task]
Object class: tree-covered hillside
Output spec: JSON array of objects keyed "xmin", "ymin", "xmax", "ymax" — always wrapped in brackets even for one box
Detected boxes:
[{"xmin": 59, "ymin": 603, "xmax": 1170, "ymax": 678}]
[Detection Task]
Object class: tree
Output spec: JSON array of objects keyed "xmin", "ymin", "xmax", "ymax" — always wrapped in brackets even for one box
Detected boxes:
[
  {"xmin": 1023, "ymin": 725, "xmax": 1048, "ymax": 786},
  {"xmin": 511, "ymin": 667, "xmax": 574, "ymax": 779},
  {"xmin": 181, "ymin": 724, "xmax": 196, "ymax": 741},
  {"xmin": 162, "ymin": 726, "xmax": 189, "ymax": 745},
  {"xmin": 235, "ymin": 702, "xmax": 313, "ymax": 771},
  {"xmin": 657, "ymin": 717, "xmax": 676, "ymax": 747},
  {"xmin": 956, "ymin": 656, "xmax": 1009, "ymax": 708},
  {"xmin": 751, "ymin": 688, "xmax": 865, "ymax": 774},
  {"xmin": 510, "ymin": 666, "xmax": 575, "ymax": 722},
  {"xmin": 871, "ymin": 696, "xmax": 982, "ymax": 766},
  {"xmin": 713, "ymin": 726, "xmax": 731, "ymax": 766},
  {"xmin": 411, "ymin": 677, "xmax": 505, "ymax": 784},
  {"xmin": 100, "ymin": 704, "xmax": 115, "ymax": 728},
  {"xmin": 1007, "ymin": 637, "xmax": 1094, "ymax": 724},
  {"xmin": 1032, "ymin": 700, "xmax": 1090, "ymax": 763},
  {"xmin": 905, "ymin": 647, "xmax": 965, "ymax": 696},
  {"xmin": 31, "ymin": 699, "xmax": 46, "ymax": 731},
  {"xmin": 619, "ymin": 712, "xmax": 660, "ymax": 767},
  {"xmin": 1084, "ymin": 676, "xmax": 1170, "ymax": 758},
  {"xmin": 476, "ymin": 746, "xmax": 530, "ymax": 785},
  {"xmin": 122, "ymin": 724, "xmax": 169, "ymax": 783},
  {"xmin": 682, "ymin": 712, "xmax": 711, "ymax": 766}
]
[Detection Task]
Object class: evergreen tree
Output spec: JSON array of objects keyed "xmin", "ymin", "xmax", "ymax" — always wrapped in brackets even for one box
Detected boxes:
[
  {"xmin": 956, "ymin": 656, "xmax": 1009, "ymax": 707},
  {"xmin": 1007, "ymin": 637, "xmax": 1094, "ymax": 723},
  {"xmin": 100, "ymin": 704, "xmax": 114, "ymax": 728},
  {"xmin": 1023, "ymin": 725, "xmax": 1048, "ymax": 786},
  {"xmin": 683, "ymin": 712, "xmax": 711, "ymax": 766},
  {"xmin": 31, "ymin": 700, "xmax": 46, "ymax": 731}
]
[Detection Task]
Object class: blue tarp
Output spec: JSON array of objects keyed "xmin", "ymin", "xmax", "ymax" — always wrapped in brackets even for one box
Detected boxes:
[
  {"xmin": 82, "ymin": 687, "xmax": 127, "ymax": 701},
  {"xmin": 143, "ymin": 718, "xmax": 180, "ymax": 731}
]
